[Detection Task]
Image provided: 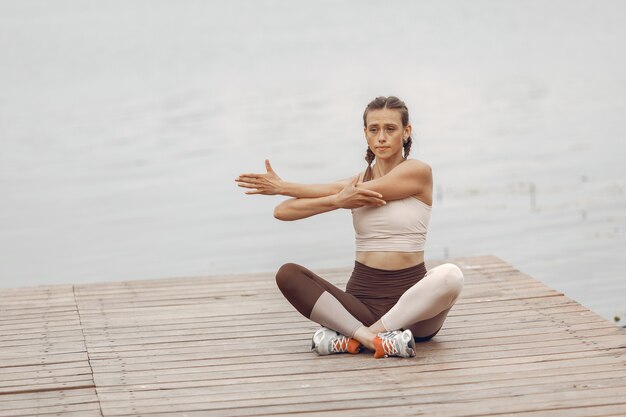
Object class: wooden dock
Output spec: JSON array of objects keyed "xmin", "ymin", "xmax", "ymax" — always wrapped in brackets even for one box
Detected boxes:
[{"xmin": 1, "ymin": 255, "xmax": 625, "ymax": 416}]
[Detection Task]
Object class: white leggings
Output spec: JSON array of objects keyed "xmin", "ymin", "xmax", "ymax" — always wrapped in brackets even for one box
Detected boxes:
[{"xmin": 381, "ymin": 263, "xmax": 464, "ymax": 333}]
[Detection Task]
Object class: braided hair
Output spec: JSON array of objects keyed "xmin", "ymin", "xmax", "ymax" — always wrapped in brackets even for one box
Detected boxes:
[{"xmin": 362, "ymin": 96, "xmax": 412, "ymax": 182}]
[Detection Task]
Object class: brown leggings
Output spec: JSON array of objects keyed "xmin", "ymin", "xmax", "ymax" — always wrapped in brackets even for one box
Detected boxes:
[{"xmin": 275, "ymin": 261, "xmax": 458, "ymax": 341}]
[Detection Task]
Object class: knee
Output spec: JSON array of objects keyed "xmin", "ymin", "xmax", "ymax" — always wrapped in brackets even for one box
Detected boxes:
[
  {"xmin": 275, "ymin": 262, "xmax": 301, "ymax": 293},
  {"xmin": 432, "ymin": 263, "xmax": 464, "ymax": 299},
  {"xmin": 442, "ymin": 263, "xmax": 464, "ymax": 297}
]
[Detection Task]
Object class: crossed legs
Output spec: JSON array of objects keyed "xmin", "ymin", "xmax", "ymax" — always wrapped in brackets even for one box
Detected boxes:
[
  {"xmin": 355, "ymin": 263, "xmax": 464, "ymax": 349},
  {"xmin": 275, "ymin": 262, "xmax": 464, "ymax": 352}
]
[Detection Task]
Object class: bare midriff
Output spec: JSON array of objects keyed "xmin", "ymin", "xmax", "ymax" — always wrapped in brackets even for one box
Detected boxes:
[{"xmin": 356, "ymin": 250, "xmax": 425, "ymax": 270}]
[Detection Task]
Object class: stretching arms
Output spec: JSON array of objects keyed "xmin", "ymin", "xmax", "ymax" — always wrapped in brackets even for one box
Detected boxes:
[
  {"xmin": 236, "ymin": 160, "xmax": 385, "ymax": 221},
  {"xmin": 235, "ymin": 158, "xmax": 431, "ymax": 221},
  {"xmin": 273, "ymin": 176, "xmax": 386, "ymax": 221}
]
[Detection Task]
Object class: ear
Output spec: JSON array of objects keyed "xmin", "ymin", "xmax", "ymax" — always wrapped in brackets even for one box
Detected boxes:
[{"xmin": 404, "ymin": 124, "xmax": 412, "ymax": 140}]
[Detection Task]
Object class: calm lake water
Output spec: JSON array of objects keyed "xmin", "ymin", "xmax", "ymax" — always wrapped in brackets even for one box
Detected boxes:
[{"xmin": 1, "ymin": 0, "xmax": 625, "ymax": 322}]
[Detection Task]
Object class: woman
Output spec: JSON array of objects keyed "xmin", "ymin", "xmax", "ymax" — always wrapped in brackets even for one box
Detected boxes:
[{"xmin": 235, "ymin": 96, "xmax": 464, "ymax": 359}]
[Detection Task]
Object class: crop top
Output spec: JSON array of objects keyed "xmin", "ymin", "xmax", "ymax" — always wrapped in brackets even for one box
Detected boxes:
[{"xmin": 351, "ymin": 196, "xmax": 431, "ymax": 252}]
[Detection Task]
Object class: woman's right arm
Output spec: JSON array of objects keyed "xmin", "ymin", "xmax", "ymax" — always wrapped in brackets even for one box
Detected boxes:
[
  {"xmin": 273, "ymin": 195, "xmax": 340, "ymax": 221},
  {"xmin": 274, "ymin": 176, "xmax": 386, "ymax": 221}
]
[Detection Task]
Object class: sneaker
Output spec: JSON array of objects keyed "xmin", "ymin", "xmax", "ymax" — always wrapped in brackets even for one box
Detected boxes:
[
  {"xmin": 311, "ymin": 327, "xmax": 362, "ymax": 355},
  {"xmin": 373, "ymin": 329, "xmax": 416, "ymax": 358}
]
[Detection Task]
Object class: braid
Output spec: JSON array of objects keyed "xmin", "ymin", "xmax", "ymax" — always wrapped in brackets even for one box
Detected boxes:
[
  {"xmin": 403, "ymin": 136, "xmax": 412, "ymax": 159},
  {"xmin": 364, "ymin": 147, "xmax": 375, "ymax": 182}
]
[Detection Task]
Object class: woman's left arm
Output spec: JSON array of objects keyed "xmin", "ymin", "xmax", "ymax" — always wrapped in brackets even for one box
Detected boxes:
[
  {"xmin": 356, "ymin": 160, "xmax": 432, "ymax": 201},
  {"xmin": 236, "ymin": 159, "xmax": 353, "ymax": 198}
]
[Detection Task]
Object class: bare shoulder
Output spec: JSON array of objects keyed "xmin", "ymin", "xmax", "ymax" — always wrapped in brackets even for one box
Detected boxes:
[
  {"xmin": 397, "ymin": 159, "xmax": 432, "ymax": 180},
  {"xmin": 403, "ymin": 159, "xmax": 433, "ymax": 203}
]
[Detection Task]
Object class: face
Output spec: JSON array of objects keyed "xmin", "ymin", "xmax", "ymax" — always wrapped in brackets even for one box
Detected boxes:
[{"xmin": 364, "ymin": 108, "xmax": 411, "ymax": 161}]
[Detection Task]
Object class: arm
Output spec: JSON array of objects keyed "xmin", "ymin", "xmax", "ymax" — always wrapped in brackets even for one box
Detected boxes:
[
  {"xmin": 355, "ymin": 159, "xmax": 432, "ymax": 201},
  {"xmin": 273, "ymin": 195, "xmax": 339, "ymax": 221},
  {"xmin": 279, "ymin": 180, "xmax": 345, "ymax": 198},
  {"xmin": 236, "ymin": 159, "xmax": 357, "ymax": 198},
  {"xmin": 274, "ymin": 176, "xmax": 386, "ymax": 221}
]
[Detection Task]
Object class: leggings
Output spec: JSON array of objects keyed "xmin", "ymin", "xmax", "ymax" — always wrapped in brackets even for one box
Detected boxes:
[{"xmin": 275, "ymin": 260, "xmax": 464, "ymax": 341}]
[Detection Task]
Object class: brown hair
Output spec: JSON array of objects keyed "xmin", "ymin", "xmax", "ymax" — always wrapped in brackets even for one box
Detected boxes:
[{"xmin": 362, "ymin": 96, "xmax": 413, "ymax": 182}]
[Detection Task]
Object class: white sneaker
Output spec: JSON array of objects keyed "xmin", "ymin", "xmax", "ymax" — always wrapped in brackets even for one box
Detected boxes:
[
  {"xmin": 311, "ymin": 327, "xmax": 361, "ymax": 355},
  {"xmin": 373, "ymin": 329, "xmax": 416, "ymax": 358}
]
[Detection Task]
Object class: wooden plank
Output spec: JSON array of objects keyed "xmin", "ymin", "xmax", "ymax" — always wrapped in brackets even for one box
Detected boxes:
[
  {"xmin": 0, "ymin": 366, "xmax": 94, "ymax": 383},
  {"xmin": 0, "ymin": 388, "xmax": 96, "ymax": 407},
  {"xmin": 0, "ymin": 402, "xmax": 101, "ymax": 417}
]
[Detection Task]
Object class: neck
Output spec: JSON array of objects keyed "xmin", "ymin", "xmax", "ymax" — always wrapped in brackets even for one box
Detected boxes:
[{"xmin": 374, "ymin": 155, "xmax": 406, "ymax": 177}]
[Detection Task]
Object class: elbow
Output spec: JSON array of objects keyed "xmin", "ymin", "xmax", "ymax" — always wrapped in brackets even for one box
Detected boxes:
[
  {"xmin": 274, "ymin": 198, "xmax": 307, "ymax": 221},
  {"xmin": 273, "ymin": 206, "xmax": 284, "ymax": 221},
  {"xmin": 273, "ymin": 205, "xmax": 291, "ymax": 221}
]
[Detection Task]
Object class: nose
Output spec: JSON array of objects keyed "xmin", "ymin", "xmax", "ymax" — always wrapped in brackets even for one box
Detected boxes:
[{"xmin": 377, "ymin": 130, "xmax": 386, "ymax": 142}]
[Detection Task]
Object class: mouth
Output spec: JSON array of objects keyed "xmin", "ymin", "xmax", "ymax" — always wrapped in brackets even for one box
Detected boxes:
[{"xmin": 376, "ymin": 147, "xmax": 390, "ymax": 151}]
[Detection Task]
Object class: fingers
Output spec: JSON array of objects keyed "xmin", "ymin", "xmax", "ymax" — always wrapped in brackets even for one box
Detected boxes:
[
  {"xmin": 236, "ymin": 181, "xmax": 257, "ymax": 189},
  {"xmin": 356, "ymin": 188, "xmax": 383, "ymax": 199},
  {"xmin": 236, "ymin": 174, "xmax": 259, "ymax": 181},
  {"xmin": 265, "ymin": 159, "xmax": 273, "ymax": 172},
  {"xmin": 363, "ymin": 197, "xmax": 386, "ymax": 206},
  {"xmin": 350, "ymin": 175, "xmax": 382, "ymax": 198},
  {"xmin": 235, "ymin": 175, "xmax": 264, "ymax": 185}
]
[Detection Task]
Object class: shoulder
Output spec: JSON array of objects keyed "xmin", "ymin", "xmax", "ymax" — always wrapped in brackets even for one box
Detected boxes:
[
  {"xmin": 396, "ymin": 159, "xmax": 432, "ymax": 180},
  {"xmin": 402, "ymin": 158, "xmax": 431, "ymax": 171}
]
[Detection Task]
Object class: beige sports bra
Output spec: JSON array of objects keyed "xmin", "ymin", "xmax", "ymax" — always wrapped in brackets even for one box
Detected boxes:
[{"xmin": 351, "ymin": 196, "xmax": 431, "ymax": 252}]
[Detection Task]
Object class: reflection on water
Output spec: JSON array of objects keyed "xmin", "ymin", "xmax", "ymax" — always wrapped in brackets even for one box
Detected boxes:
[{"xmin": 0, "ymin": 0, "xmax": 625, "ymax": 322}]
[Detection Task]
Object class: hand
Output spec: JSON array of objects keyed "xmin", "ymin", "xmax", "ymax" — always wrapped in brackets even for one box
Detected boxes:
[
  {"xmin": 236, "ymin": 159, "xmax": 284, "ymax": 195},
  {"xmin": 333, "ymin": 176, "xmax": 386, "ymax": 209}
]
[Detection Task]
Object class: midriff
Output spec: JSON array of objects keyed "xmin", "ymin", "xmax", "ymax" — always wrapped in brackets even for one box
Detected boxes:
[{"xmin": 356, "ymin": 250, "xmax": 424, "ymax": 270}]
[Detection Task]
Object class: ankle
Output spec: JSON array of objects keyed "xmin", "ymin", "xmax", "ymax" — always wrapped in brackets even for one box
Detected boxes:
[
  {"xmin": 367, "ymin": 319, "xmax": 388, "ymax": 334},
  {"xmin": 352, "ymin": 326, "xmax": 377, "ymax": 351}
]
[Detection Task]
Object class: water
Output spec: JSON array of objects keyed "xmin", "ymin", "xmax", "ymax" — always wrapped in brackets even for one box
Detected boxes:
[{"xmin": 1, "ymin": 0, "xmax": 625, "ymax": 322}]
